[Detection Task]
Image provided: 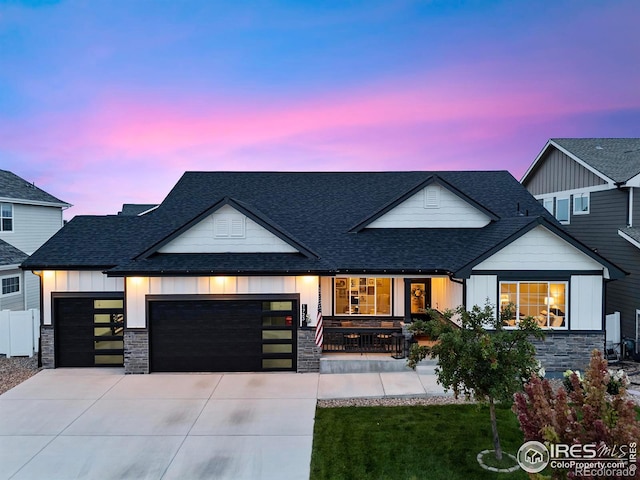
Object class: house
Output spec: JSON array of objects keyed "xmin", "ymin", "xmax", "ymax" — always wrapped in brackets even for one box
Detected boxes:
[
  {"xmin": 521, "ymin": 138, "xmax": 640, "ymax": 353},
  {"xmin": 22, "ymin": 171, "xmax": 624, "ymax": 374},
  {"xmin": 0, "ymin": 169, "xmax": 70, "ymax": 311}
]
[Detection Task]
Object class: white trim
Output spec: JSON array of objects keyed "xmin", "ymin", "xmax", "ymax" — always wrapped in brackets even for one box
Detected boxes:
[
  {"xmin": 629, "ymin": 188, "xmax": 634, "ymax": 227},
  {"xmin": 138, "ymin": 205, "xmax": 159, "ymax": 216},
  {"xmin": 0, "ymin": 196, "xmax": 71, "ymax": 208},
  {"xmin": 555, "ymin": 196, "xmax": 570, "ymax": 224},
  {"xmin": 0, "ymin": 273, "xmax": 21, "ymax": 297},
  {"xmin": 521, "ymin": 139, "xmax": 616, "ymax": 186},
  {"xmin": 618, "ymin": 229, "xmax": 640, "ymax": 250},
  {"xmin": 0, "ymin": 203, "xmax": 13, "ymax": 232},
  {"xmin": 533, "ymin": 183, "xmax": 611, "ymax": 199},
  {"xmin": 500, "ymin": 280, "xmax": 568, "ymax": 330},
  {"xmin": 0, "ymin": 264, "xmax": 21, "ymax": 272},
  {"xmin": 622, "ymin": 174, "xmax": 640, "ymax": 187},
  {"xmin": 572, "ymin": 192, "xmax": 590, "ymax": 215}
]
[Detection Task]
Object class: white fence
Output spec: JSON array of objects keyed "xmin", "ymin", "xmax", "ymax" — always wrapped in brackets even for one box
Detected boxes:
[{"xmin": 0, "ymin": 309, "xmax": 40, "ymax": 357}]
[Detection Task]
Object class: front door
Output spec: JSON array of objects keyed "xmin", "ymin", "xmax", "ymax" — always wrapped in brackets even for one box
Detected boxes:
[{"xmin": 405, "ymin": 279, "xmax": 431, "ymax": 322}]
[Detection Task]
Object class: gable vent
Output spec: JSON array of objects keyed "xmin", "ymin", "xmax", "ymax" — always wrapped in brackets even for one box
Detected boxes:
[
  {"xmin": 230, "ymin": 218, "xmax": 245, "ymax": 237},
  {"xmin": 214, "ymin": 218, "xmax": 229, "ymax": 237},
  {"xmin": 424, "ymin": 185, "xmax": 440, "ymax": 208},
  {"xmin": 214, "ymin": 215, "xmax": 246, "ymax": 238}
]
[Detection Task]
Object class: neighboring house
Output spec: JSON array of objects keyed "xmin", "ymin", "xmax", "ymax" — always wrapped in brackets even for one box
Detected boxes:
[
  {"xmin": 22, "ymin": 171, "xmax": 623, "ymax": 374},
  {"xmin": 0, "ymin": 170, "xmax": 70, "ymax": 311},
  {"xmin": 521, "ymin": 138, "xmax": 640, "ymax": 351}
]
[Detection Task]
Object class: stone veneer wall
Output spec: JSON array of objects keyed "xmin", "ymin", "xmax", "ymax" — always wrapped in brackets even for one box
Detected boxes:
[
  {"xmin": 532, "ymin": 331, "xmax": 605, "ymax": 374},
  {"xmin": 124, "ymin": 329, "xmax": 149, "ymax": 374},
  {"xmin": 297, "ymin": 328, "xmax": 321, "ymax": 373},
  {"xmin": 40, "ymin": 325, "xmax": 55, "ymax": 369}
]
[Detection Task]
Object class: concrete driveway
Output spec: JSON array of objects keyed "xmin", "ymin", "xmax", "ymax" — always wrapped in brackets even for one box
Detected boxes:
[
  {"xmin": 0, "ymin": 365, "xmax": 446, "ymax": 479},
  {"xmin": 0, "ymin": 369, "xmax": 319, "ymax": 480}
]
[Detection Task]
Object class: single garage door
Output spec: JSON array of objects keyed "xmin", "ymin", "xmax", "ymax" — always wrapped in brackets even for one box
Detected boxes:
[
  {"xmin": 148, "ymin": 296, "xmax": 297, "ymax": 372},
  {"xmin": 54, "ymin": 295, "xmax": 124, "ymax": 367}
]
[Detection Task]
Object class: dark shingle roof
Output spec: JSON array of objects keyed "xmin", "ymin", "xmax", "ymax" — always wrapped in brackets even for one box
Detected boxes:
[
  {"xmin": 0, "ymin": 170, "xmax": 70, "ymax": 206},
  {"xmin": 0, "ymin": 239, "xmax": 28, "ymax": 266},
  {"xmin": 24, "ymin": 171, "xmax": 622, "ymax": 278},
  {"xmin": 552, "ymin": 138, "xmax": 640, "ymax": 183}
]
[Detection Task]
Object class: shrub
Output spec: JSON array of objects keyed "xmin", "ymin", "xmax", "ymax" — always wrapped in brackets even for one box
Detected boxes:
[{"xmin": 513, "ymin": 350, "xmax": 640, "ymax": 479}]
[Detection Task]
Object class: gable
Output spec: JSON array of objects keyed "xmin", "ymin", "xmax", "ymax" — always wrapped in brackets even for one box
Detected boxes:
[
  {"xmin": 523, "ymin": 142, "xmax": 610, "ymax": 196},
  {"xmin": 366, "ymin": 184, "xmax": 492, "ymax": 229},
  {"xmin": 473, "ymin": 225, "xmax": 604, "ymax": 272},
  {"xmin": 158, "ymin": 205, "xmax": 299, "ymax": 254}
]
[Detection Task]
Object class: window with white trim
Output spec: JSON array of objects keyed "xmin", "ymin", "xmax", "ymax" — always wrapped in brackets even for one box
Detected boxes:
[
  {"xmin": 556, "ymin": 197, "xmax": 570, "ymax": 223},
  {"xmin": 500, "ymin": 281, "xmax": 567, "ymax": 329},
  {"xmin": 214, "ymin": 215, "xmax": 246, "ymax": 238},
  {"xmin": 1, "ymin": 275, "xmax": 20, "ymax": 296},
  {"xmin": 1, "ymin": 203, "xmax": 13, "ymax": 232},
  {"xmin": 334, "ymin": 277, "xmax": 391, "ymax": 315},
  {"xmin": 542, "ymin": 198, "xmax": 553, "ymax": 214},
  {"xmin": 573, "ymin": 193, "xmax": 590, "ymax": 215}
]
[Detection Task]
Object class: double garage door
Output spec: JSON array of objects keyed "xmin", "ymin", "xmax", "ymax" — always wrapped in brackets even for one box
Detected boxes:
[
  {"xmin": 54, "ymin": 294, "xmax": 297, "ymax": 372},
  {"xmin": 149, "ymin": 296, "xmax": 298, "ymax": 372}
]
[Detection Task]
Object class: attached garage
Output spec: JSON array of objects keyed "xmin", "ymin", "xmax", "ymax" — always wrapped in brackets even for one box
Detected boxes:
[
  {"xmin": 54, "ymin": 294, "xmax": 124, "ymax": 367},
  {"xmin": 147, "ymin": 295, "xmax": 297, "ymax": 372}
]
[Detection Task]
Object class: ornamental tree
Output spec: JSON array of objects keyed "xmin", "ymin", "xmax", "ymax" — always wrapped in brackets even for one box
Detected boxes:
[{"xmin": 408, "ymin": 303, "xmax": 545, "ymax": 461}]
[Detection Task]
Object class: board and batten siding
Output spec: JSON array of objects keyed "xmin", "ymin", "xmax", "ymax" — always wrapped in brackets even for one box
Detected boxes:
[
  {"xmin": 41, "ymin": 271, "xmax": 124, "ymax": 325},
  {"xmin": 431, "ymin": 276, "xmax": 463, "ymax": 312},
  {"xmin": 570, "ymin": 275, "xmax": 603, "ymax": 330},
  {"xmin": 158, "ymin": 204, "xmax": 298, "ymax": 254},
  {"xmin": 366, "ymin": 186, "xmax": 491, "ymax": 229},
  {"xmin": 473, "ymin": 225, "xmax": 604, "ymax": 273},
  {"xmin": 465, "ymin": 275, "xmax": 497, "ymax": 311},
  {"xmin": 525, "ymin": 147, "xmax": 607, "ymax": 196},
  {"xmin": 126, "ymin": 275, "xmax": 319, "ymax": 329}
]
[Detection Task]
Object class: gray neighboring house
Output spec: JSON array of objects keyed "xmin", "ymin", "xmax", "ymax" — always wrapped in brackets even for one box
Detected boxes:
[
  {"xmin": 0, "ymin": 170, "xmax": 71, "ymax": 311},
  {"xmin": 522, "ymin": 138, "xmax": 640, "ymax": 352}
]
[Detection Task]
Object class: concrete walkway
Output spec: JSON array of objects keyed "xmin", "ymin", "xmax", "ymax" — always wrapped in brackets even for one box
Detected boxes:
[{"xmin": 0, "ymin": 366, "xmax": 447, "ymax": 480}]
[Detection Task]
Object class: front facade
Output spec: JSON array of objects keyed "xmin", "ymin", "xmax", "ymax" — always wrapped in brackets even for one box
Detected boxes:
[
  {"xmin": 0, "ymin": 170, "xmax": 70, "ymax": 311},
  {"xmin": 522, "ymin": 138, "xmax": 640, "ymax": 350},
  {"xmin": 23, "ymin": 171, "xmax": 623, "ymax": 374}
]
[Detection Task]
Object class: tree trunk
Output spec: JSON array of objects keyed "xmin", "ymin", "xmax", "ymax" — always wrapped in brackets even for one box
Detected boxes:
[{"xmin": 489, "ymin": 397, "xmax": 503, "ymax": 461}]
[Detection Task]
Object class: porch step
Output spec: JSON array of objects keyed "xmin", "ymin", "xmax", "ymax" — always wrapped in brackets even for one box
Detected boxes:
[{"xmin": 319, "ymin": 353, "xmax": 437, "ymax": 374}]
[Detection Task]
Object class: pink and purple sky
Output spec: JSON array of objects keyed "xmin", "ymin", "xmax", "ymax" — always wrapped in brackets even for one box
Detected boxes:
[{"xmin": 1, "ymin": 0, "xmax": 639, "ymax": 218}]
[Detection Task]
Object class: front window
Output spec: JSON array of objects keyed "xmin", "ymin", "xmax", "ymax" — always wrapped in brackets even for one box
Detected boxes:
[
  {"xmin": 556, "ymin": 198, "xmax": 569, "ymax": 223},
  {"xmin": 334, "ymin": 277, "xmax": 391, "ymax": 315},
  {"xmin": 1, "ymin": 203, "xmax": 13, "ymax": 232},
  {"xmin": 1, "ymin": 275, "xmax": 20, "ymax": 295},
  {"xmin": 500, "ymin": 281, "xmax": 567, "ymax": 329}
]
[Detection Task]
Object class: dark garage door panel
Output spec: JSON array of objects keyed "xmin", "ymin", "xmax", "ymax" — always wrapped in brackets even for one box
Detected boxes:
[
  {"xmin": 55, "ymin": 298, "xmax": 95, "ymax": 367},
  {"xmin": 149, "ymin": 300, "xmax": 264, "ymax": 372}
]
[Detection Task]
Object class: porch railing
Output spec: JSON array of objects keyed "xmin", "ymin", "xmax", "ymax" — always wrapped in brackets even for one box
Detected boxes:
[{"xmin": 323, "ymin": 327, "xmax": 406, "ymax": 357}]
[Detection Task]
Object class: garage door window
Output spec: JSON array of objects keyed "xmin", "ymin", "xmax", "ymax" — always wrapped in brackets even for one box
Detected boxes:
[
  {"xmin": 94, "ymin": 300, "xmax": 124, "ymax": 365},
  {"xmin": 261, "ymin": 300, "xmax": 296, "ymax": 370}
]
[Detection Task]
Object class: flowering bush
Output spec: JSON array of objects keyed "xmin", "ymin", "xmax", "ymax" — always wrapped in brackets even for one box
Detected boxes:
[
  {"xmin": 513, "ymin": 350, "xmax": 640, "ymax": 479},
  {"xmin": 607, "ymin": 368, "xmax": 630, "ymax": 395},
  {"xmin": 562, "ymin": 369, "xmax": 583, "ymax": 392},
  {"xmin": 563, "ymin": 367, "xmax": 630, "ymax": 395}
]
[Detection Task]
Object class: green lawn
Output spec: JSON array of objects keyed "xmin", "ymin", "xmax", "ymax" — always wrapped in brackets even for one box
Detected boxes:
[{"xmin": 310, "ymin": 403, "xmax": 528, "ymax": 480}]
